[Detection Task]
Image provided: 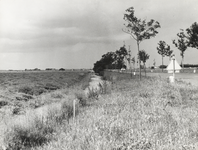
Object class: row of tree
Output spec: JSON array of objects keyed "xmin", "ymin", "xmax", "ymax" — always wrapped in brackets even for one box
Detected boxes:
[
  {"xmin": 157, "ymin": 22, "xmax": 198, "ymax": 70},
  {"xmin": 93, "ymin": 45, "xmax": 150, "ymax": 76},
  {"xmin": 93, "ymin": 6, "xmax": 198, "ymax": 80}
]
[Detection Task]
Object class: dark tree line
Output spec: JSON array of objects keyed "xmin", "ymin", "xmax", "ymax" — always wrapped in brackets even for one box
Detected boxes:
[{"xmin": 93, "ymin": 45, "xmax": 128, "ymax": 75}]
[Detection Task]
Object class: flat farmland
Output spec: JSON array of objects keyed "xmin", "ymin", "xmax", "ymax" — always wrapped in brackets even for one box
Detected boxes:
[{"xmin": 0, "ymin": 70, "xmax": 89, "ymax": 114}]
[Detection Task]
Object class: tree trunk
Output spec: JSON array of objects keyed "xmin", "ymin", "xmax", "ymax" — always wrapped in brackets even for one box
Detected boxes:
[
  {"xmin": 181, "ymin": 56, "xmax": 184, "ymax": 68},
  {"xmin": 137, "ymin": 42, "xmax": 141, "ymax": 80},
  {"xmin": 162, "ymin": 55, "xmax": 164, "ymax": 72},
  {"xmin": 144, "ymin": 63, "xmax": 146, "ymax": 76}
]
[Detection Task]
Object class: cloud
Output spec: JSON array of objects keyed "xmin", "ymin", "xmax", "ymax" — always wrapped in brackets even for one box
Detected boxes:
[
  {"xmin": 0, "ymin": 0, "xmax": 126, "ymax": 54},
  {"xmin": 0, "ymin": 0, "xmax": 198, "ymax": 70}
]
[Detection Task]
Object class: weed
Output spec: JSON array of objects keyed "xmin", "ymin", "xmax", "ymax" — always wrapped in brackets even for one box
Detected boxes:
[
  {"xmin": 75, "ymin": 92, "xmax": 87, "ymax": 106},
  {"xmin": 61, "ymin": 100, "xmax": 74, "ymax": 121},
  {"xmin": 50, "ymin": 92, "xmax": 64, "ymax": 99},
  {"xmin": 87, "ymin": 87, "xmax": 99, "ymax": 99},
  {"xmin": 44, "ymin": 83, "xmax": 60, "ymax": 91},
  {"xmin": 4, "ymin": 116, "xmax": 55, "ymax": 149},
  {"xmin": 12, "ymin": 107, "xmax": 22, "ymax": 115},
  {"xmin": 0, "ymin": 100, "xmax": 8, "ymax": 108},
  {"xmin": 18, "ymin": 85, "xmax": 34, "ymax": 95},
  {"xmin": 98, "ymin": 80, "xmax": 111, "ymax": 95}
]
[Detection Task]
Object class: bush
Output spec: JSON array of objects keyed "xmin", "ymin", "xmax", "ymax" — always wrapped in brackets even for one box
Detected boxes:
[
  {"xmin": 0, "ymin": 100, "xmax": 8, "ymax": 108},
  {"xmin": 61, "ymin": 100, "xmax": 74, "ymax": 122},
  {"xmin": 75, "ymin": 92, "xmax": 87, "ymax": 106},
  {"xmin": 87, "ymin": 87, "xmax": 99, "ymax": 99},
  {"xmin": 51, "ymin": 92, "xmax": 64, "ymax": 99},
  {"xmin": 18, "ymin": 86, "xmax": 34, "ymax": 95},
  {"xmin": 98, "ymin": 80, "xmax": 111, "ymax": 94},
  {"xmin": 5, "ymin": 116, "xmax": 55, "ymax": 149},
  {"xmin": 34, "ymin": 87, "xmax": 47, "ymax": 96},
  {"xmin": 44, "ymin": 83, "xmax": 61, "ymax": 91},
  {"xmin": 159, "ymin": 65, "xmax": 167, "ymax": 69}
]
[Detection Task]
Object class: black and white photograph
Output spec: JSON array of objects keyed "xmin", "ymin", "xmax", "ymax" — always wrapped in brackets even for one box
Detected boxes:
[{"xmin": 0, "ymin": 0, "xmax": 198, "ymax": 149}]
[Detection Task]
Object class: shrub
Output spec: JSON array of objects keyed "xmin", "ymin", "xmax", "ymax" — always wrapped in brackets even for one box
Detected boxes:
[
  {"xmin": 12, "ymin": 107, "xmax": 22, "ymax": 115},
  {"xmin": 98, "ymin": 80, "xmax": 111, "ymax": 94},
  {"xmin": 34, "ymin": 87, "xmax": 47, "ymax": 96},
  {"xmin": 87, "ymin": 87, "xmax": 99, "ymax": 100},
  {"xmin": 61, "ymin": 100, "xmax": 75, "ymax": 122},
  {"xmin": 0, "ymin": 100, "xmax": 8, "ymax": 108},
  {"xmin": 44, "ymin": 83, "xmax": 60, "ymax": 91},
  {"xmin": 18, "ymin": 86, "xmax": 34, "ymax": 95},
  {"xmin": 159, "ymin": 65, "xmax": 167, "ymax": 69},
  {"xmin": 51, "ymin": 92, "xmax": 64, "ymax": 99},
  {"xmin": 75, "ymin": 92, "xmax": 87, "ymax": 106},
  {"xmin": 5, "ymin": 116, "xmax": 55, "ymax": 149}
]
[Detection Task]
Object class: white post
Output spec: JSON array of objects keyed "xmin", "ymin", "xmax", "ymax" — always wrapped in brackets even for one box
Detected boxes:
[
  {"xmin": 73, "ymin": 99, "xmax": 75, "ymax": 120},
  {"xmin": 172, "ymin": 55, "xmax": 175, "ymax": 83}
]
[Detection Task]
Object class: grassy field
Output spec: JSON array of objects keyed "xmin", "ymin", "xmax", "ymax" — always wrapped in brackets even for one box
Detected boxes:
[
  {"xmin": 0, "ymin": 71, "xmax": 90, "ymax": 113},
  {"xmin": 1, "ymin": 70, "xmax": 198, "ymax": 149},
  {"xmin": 0, "ymin": 70, "xmax": 92, "ymax": 149}
]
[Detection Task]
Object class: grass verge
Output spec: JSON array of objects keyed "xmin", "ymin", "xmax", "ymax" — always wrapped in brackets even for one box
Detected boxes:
[
  {"xmin": 3, "ymin": 73, "xmax": 198, "ymax": 149},
  {"xmin": 33, "ymin": 75, "xmax": 198, "ymax": 150}
]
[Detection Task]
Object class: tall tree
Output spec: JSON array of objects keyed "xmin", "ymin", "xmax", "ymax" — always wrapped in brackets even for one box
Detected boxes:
[
  {"xmin": 157, "ymin": 41, "xmax": 173, "ymax": 72},
  {"xmin": 138, "ymin": 50, "xmax": 150, "ymax": 76},
  {"xmin": 186, "ymin": 22, "xmax": 198, "ymax": 49},
  {"xmin": 123, "ymin": 7, "xmax": 160, "ymax": 80},
  {"xmin": 173, "ymin": 30, "xmax": 188, "ymax": 68}
]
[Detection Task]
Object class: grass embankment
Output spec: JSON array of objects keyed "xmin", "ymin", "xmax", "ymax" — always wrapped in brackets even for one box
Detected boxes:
[
  {"xmin": 3, "ymin": 72, "xmax": 198, "ymax": 149},
  {"xmin": 1, "ymin": 72, "xmax": 92, "ymax": 149}
]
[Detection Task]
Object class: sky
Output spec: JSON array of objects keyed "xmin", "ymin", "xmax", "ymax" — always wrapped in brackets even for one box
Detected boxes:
[{"xmin": 0, "ymin": 0, "xmax": 198, "ymax": 70}]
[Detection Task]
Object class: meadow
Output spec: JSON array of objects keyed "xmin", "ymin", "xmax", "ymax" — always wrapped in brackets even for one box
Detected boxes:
[
  {"xmin": 1, "ymin": 70, "xmax": 198, "ymax": 149},
  {"xmin": 0, "ymin": 70, "xmax": 90, "ymax": 113}
]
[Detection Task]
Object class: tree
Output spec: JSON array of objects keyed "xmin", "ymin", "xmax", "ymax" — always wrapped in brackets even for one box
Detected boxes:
[
  {"xmin": 138, "ymin": 50, "xmax": 149, "ymax": 76},
  {"xmin": 157, "ymin": 41, "xmax": 173, "ymax": 72},
  {"xmin": 173, "ymin": 30, "xmax": 188, "ymax": 68},
  {"xmin": 131, "ymin": 57, "xmax": 135, "ymax": 70},
  {"xmin": 186, "ymin": 22, "xmax": 198, "ymax": 49},
  {"xmin": 123, "ymin": 7, "xmax": 160, "ymax": 80},
  {"xmin": 93, "ymin": 52, "xmax": 116, "ymax": 75},
  {"xmin": 93, "ymin": 45, "xmax": 128, "ymax": 75},
  {"xmin": 115, "ymin": 45, "xmax": 128, "ymax": 69}
]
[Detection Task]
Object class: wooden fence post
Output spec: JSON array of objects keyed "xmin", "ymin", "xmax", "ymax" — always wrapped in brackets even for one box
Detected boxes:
[{"xmin": 73, "ymin": 99, "xmax": 75, "ymax": 121}]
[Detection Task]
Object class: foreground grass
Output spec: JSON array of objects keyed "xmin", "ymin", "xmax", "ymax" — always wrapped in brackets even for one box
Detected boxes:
[
  {"xmin": 3, "ymin": 74, "xmax": 198, "ymax": 149},
  {"xmin": 1, "ymin": 72, "xmax": 92, "ymax": 149}
]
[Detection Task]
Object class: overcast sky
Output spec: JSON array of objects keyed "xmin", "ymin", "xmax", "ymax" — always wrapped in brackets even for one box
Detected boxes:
[{"xmin": 0, "ymin": 0, "xmax": 198, "ymax": 70}]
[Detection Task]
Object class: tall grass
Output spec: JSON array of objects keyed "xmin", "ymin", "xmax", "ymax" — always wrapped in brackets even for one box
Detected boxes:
[
  {"xmin": 3, "ymin": 73, "xmax": 198, "ymax": 149},
  {"xmin": 4, "ymin": 99, "xmax": 75, "ymax": 149},
  {"xmin": 33, "ymin": 76, "xmax": 198, "ymax": 150},
  {"xmin": 1, "ymin": 72, "xmax": 91, "ymax": 149}
]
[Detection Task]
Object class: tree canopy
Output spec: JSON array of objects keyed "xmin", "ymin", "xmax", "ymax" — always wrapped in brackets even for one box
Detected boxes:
[
  {"xmin": 157, "ymin": 41, "xmax": 173, "ymax": 71},
  {"xmin": 93, "ymin": 45, "xmax": 128, "ymax": 75},
  {"xmin": 173, "ymin": 31, "xmax": 188, "ymax": 68},
  {"xmin": 186, "ymin": 22, "xmax": 198, "ymax": 49},
  {"xmin": 123, "ymin": 6, "xmax": 160, "ymax": 79}
]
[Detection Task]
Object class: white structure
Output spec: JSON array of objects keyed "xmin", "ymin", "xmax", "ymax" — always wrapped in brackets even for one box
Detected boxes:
[{"xmin": 166, "ymin": 57, "xmax": 181, "ymax": 73}]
